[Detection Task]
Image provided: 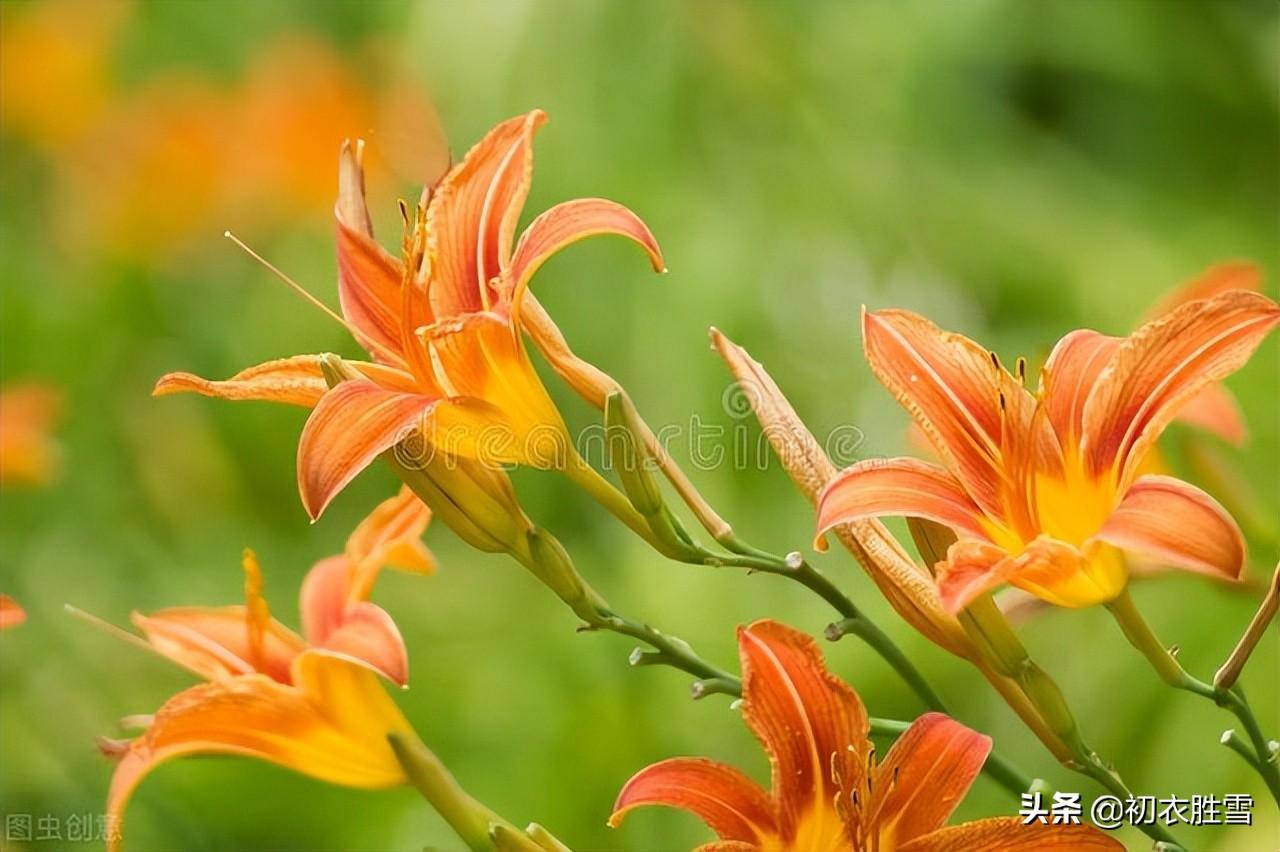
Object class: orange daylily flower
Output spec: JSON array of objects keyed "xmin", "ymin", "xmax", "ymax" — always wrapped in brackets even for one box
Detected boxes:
[
  {"xmin": 95, "ymin": 490, "xmax": 430, "ymax": 848},
  {"xmin": 611, "ymin": 620, "xmax": 1119, "ymax": 851},
  {"xmin": 0, "ymin": 595, "xmax": 26, "ymax": 629},
  {"xmin": 817, "ymin": 284, "xmax": 1279, "ymax": 612},
  {"xmin": 0, "ymin": 382, "xmax": 63, "ymax": 488},
  {"xmin": 157, "ymin": 109, "xmax": 663, "ymax": 519}
]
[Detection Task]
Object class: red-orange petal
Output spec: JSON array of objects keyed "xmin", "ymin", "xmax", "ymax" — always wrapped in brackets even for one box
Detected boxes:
[
  {"xmin": 0, "ymin": 594, "xmax": 26, "ymax": 629},
  {"xmin": 899, "ymin": 817, "xmax": 1122, "ymax": 851},
  {"xmin": 1096, "ymin": 475, "xmax": 1245, "ymax": 580},
  {"xmin": 506, "ymin": 197, "xmax": 664, "ymax": 323},
  {"xmin": 105, "ymin": 650, "xmax": 412, "ymax": 852},
  {"xmin": 1040, "ymin": 329, "xmax": 1120, "ymax": 452},
  {"xmin": 314, "ymin": 601, "xmax": 408, "ymax": 686},
  {"xmin": 344, "ymin": 485, "xmax": 435, "ymax": 577},
  {"xmin": 870, "ymin": 713, "xmax": 990, "ymax": 844},
  {"xmin": 738, "ymin": 619, "xmax": 867, "ymax": 837},
  {"xmin": 153, "ymin": 356, "xmax": 418, "ymax": 409},
  {"xmin": 816, "ymin": 458, "xmax": 993, "ymax": 549},
  {"xmin": 861, "ymin": 308, "xmax": 1032, "ymax": 519},
  {"xmin": 296, "ymin": 379, "xmax": 438, "ymax": 520},
  {"xmin": 1081, "ymin": 289, "xmax": 1279, "ymax": 484},
  {"xmin": 334, "ymin": 139, "xmax": 417, "ymax": 366},
  {"xmin": 1144, "ymin": 261, "xmax": 1262, "ymax": 319},
  {"xmin": 131, "ymin": 605, "xmax": 306, "ymax": 684},
  {"xmin": 609, "ymin": 757, "xmax": 776, "ymax": 843},
  {"xmin": 935, "ymin": 540, "xmax": 1016, "ymax": 613},
  {"xmin": 1173, "ymin": 382, "xmax": 1247, "ymax": 446},
  {"xmin": 427, "ymin": 111, "xmax": 546, "ymax": 318}
]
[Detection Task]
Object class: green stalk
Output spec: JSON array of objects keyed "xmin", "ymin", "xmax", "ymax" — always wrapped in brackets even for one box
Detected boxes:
[{"xmin": 1106, "ymin": 588, "xmax": 1280, "ymax": 806}]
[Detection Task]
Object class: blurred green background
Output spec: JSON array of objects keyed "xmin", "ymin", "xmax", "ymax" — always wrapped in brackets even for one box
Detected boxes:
[{"xmin": 2, "ymin": 1, "xmax": 1278, "ymax": 850}]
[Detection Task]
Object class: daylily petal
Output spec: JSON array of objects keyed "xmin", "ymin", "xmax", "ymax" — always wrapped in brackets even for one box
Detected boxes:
[
  {"xmin": 105, "ymin": 650, "xmax": 411, "ymax": 852},
  {"xmin": 871, "ymin": 713, "xmax": 990, "ymax": 845},
  {"xmin": 422, "ymin": 312, "xmax": 571, "ymax": 468},
  {"xmin": 609, "ymin": 757, "xmax": 777, "ymax": 843},
  {"xmin": 314, "ymin": 601, "xmax": 408, "ymax": 686},
  {"xmin": 738, "ymin": 620, "xmax": 867, "ymax": 839},
  {"xmin": 299, "ymin": 555, "xmax": 351, "ymax": 648},
  {"xmin": 1145, "ymin": 260, "xmax": 1262, "ymax": 319},
  {"xmin": 132, "ymin": 606, "xmax": 305, "ymax": 683},
  {"xmin": 1096, "ymin": 475, "xmax": 1244, "ymax": 580},
  {"xmin": 297, "ymin": 379, "xmax": 438, "ymax": 519},
  {"xmin": 0, "ymin": 594, "xmax": 26, "ymax": 629},
  {"xmin": 816, "ymin": 458, "xmax": 993, "ymax": 547},
  {"xmin": 1081, "ymin": 289, "xmax": 1279, "ymax": 484},
  {"xmin": 861, "ymin": 308, "xmax": 1034, "ymax": 519},
  {"xmin": 935, "ymin": 540, "xmax": 1015, "ymax": 613},
  {"xmin": 299, "ymin": 556, "xmax": 411, "ymax": 685},
  {"xmin": 154, "ymin": 355, "xmax": 418, "ymax": 408},
  {"xmin": 344, "ymin": 484, "xmax": 436, "ymax": 580},
  {"xmin": 1006, "ymin": 538, "xmax": 1126, "ymax": 610},
  {"xmin": 1040, "ymin": 329, "xmax": 1120, "ymax": 453},
  {"xmin": 334, "ymin": 139, "xmax": 417, "ymax": 365},
  {"xmin": 427, "ymin": 111, "xmax": 546, "ymax": 318},
  {"xmin": 506, "ymin": 197, "xmax": 664, "ymax": 325},
  {"xmin": 1173, "ymin": 382, "xmax": 1247, "ymax": 446},
  {"xmin": 898, "ymin": 817, "xmax": 1122, "ymax": 851}
]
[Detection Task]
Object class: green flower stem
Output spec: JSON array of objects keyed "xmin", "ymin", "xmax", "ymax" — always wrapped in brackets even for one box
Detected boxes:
[
  {"xmin": 961, "ymin": 594, "xmax": 1184, "ymax": 848},
  {"xmin": 1106, "ymin": 588, "xmax": 1280, "ymax": 806},
  {"xmin": 564, "ymin": 452, "xmax": 949, "ymax": 711},
  {"xmin": 388, "ymin": 733, "xmax": 539, "ymax": 852},
  {"xmin": 1221, "ymin": 729, "xmax": 1269, "ymax": 778}
]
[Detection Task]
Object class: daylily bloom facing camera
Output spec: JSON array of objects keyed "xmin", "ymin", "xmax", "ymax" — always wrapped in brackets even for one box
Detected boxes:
[
  {"xmin": 92, "ymin": 489, "xmax": 432, "ymax": 849},
  {"xmin": 611, "ymin": 619, "xmax": 1119, "ymax": 851},
  {"xmin": 156, "ymin": 109, "xmax": 663, "ymax": 519},
  {"xmin": 816, "ymin": 283, "xmax": 1278, "ymax": 612}
]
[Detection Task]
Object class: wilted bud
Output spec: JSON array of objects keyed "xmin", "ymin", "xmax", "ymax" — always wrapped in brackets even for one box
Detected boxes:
[{"xmin": 709, "ymin": 328, "xmax": 975, "ymax": 659}]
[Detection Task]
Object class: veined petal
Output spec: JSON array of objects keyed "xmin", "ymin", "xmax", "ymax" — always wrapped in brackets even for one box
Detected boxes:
[
  {"xmin": 132, "ymin": 605, "xmax": 305, "ymax": 684},
  {"xmin": 1081, "ymin": 289, "xmax": 1279, "ymax": 484},
  {"xmin": 1095, "ymin": 475, "xmax": 1244, "ymax": 580},
  {"xmin": 422, "ymin": 312, "xmax": 571, "ymax": 469},
  {"xmin": 154, "ymin": 355, "xmax": 418, "ymax": 408},
  {"xmin": 345, "ymin": 484, "xmax": 436, "ymax": 580},
  {"xmin": 935, "ymin": 540, "xmax": 1017, "ymax": 614},
  {"xmin": 314, "ymin": 602, "xmax": 408, "ymax": 686},
  {"xmin": 1040, "ymin": 329, "xmax": 1120, "ymax": 452},
  {"xmin": 297, "ymin": 379, "xmax": 438, "ymax": 520},
  {"xmin": 738, "ymin": 620, "xmax": 867, "ymax": 839},
  {"xmin": 870, "ymin": 713, "xmax": 990, "ymax": 845},
  {"xmin": 334, "ymin": 139, "xmax": 420, "ymax": 366},
  {"xmin": 816, "ymin": 458, "xmax": 992, "ymax": 547},
  {"xmin": 506, "ymin": 197, "xmax": 664, "ymax": 324},
  {"xmin": 300, "ymin": 555, "xmax": 351, "ymax": 648},
  {"xmin": 105, "ymin": 650, "xmax": 411, "ymax": 852},
  {"xmin": 0, "ymin": 594, "xmax": 26, "ymax": 629},
  {"xmin": 898, "ymin": 817, "xmax": 1122, "ymax": 851},
  {"xmin": 1007, "ymin": 537, "xmax": 1125, "ymax": 609},
  {"xmin": 862, "ymin": 308, "xmax": 1033, "ymax": 519},
  {"xmin": 1145, "ymin": 261, "xmax": 1262, "ymax": 319},
  {"xmin": 427, "ymin": 111, "xmax": 546, "ymax": 318},
  {"xmin": 1173, "ymin": 383, "xmax": 1247, "ymax": 446},
  {"xmin": 609, "ymin": 757, "xmax": 777, "ymax": 843}
]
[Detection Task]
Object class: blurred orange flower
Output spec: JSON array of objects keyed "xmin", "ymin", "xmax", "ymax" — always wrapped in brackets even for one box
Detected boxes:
[
  {"xmin": 0, "ymin": 382, "xmax": 63, "ymax": 488},
  {"xmin": 817, "ymin": 284, "xmax": 1278, "ymax": 612},
  {"xmin": 611, "ymin": 620, "xmax": 1119, "ymax": 851},
  {"xmin": 0, "ymin": 595, "xmax": 26, "ymax": 629},
  {"xmin": 94, "ymin": 489, "xmax": 431, "ymax": 848},
  {"xmin": 0, "ymin": 0, "xmax": 126, "ymax": 149},
  {"xmin": 157, "ymin": 110, "xmax": 663, "ymax": 519}
]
